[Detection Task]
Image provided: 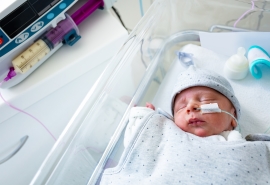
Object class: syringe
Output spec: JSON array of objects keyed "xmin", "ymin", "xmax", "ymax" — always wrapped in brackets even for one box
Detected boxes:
[
  {"xmin": 11, "ymin": 14, "xmax": 80, "ymax": 75},
  {"xmin": 0, "ymin": 0, "xmax": 104, "ymax": 141}
]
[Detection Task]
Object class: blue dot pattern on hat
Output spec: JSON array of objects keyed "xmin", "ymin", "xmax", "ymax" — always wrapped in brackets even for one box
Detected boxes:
[{"xmin": 171, "ymin": 65, "xmax": 241, "ymax": 119}]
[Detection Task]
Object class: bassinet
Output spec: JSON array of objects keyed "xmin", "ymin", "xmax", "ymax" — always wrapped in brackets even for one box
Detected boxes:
[{"xmin": 31, "ymin": 0, "xmax": 270, "ymax": 184}]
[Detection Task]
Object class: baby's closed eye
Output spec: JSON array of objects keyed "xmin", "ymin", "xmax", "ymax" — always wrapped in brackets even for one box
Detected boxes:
[
  {"xmin": 179, "ymin": 105, "xmax": 186, "ymax": 109},
  {"xmin": 200, "ymin": 98, "xmax": 216, "ymax": 103},
  {"xmin": 175, "ymin": 105, "xmax": 187, "ymax": 112}
]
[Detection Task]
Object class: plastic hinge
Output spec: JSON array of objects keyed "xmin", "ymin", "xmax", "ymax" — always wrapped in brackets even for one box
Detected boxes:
[{"xmin": 63, "ymin": 29, "xmax": 81, "ymax": 46}]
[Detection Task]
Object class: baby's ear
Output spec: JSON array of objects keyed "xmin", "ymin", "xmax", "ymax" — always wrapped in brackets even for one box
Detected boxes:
[
  {"xmin": 231, "ymin": 118, "xmax": 237, "ymax": 129},
  {"xmin": 231, "ymin": 108, "xmax": 237, "ymax": 128}
]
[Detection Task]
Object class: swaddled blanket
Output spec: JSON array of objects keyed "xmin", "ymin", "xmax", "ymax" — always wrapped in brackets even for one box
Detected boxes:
[{"xmin": 100, "ymin": 107, "xmax": 270, "ymax": 185}]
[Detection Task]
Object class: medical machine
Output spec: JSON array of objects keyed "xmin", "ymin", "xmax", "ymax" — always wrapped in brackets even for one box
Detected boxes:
[
  {"xmin": 30, "ymin": 0, "xmax": 270, "ymax": 184},
  {"xmin": 0, "ymin": 0, "xmax": 115, "ymax": 88}
]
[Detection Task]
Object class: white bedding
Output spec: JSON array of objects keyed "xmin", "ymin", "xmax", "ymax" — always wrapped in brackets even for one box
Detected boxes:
[
  {"xmin": 100, "ymin": 107, "xmax": 270, "ymax": 184},
  {"xmin": 152, "ymin": 44, "xmax": 270, "ymax": 137}
]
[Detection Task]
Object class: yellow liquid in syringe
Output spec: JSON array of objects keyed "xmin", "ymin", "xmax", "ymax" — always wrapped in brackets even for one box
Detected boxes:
[{"xmin": 12, "ymin": 39, "xmax": 50, "ymax": 74}]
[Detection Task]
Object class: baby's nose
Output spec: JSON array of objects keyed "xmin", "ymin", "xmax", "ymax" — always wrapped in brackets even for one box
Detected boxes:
[{"xmin": 186, "ymin": 102, "xmax": 200, "ymax": 112}]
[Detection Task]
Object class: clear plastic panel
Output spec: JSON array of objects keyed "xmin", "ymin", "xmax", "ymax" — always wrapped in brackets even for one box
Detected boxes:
[{"xmin": 31, "ymin": 0, "xmax": 270, "ymax": 184}]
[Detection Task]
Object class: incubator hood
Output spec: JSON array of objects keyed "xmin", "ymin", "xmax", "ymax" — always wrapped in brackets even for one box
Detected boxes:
[{"xmin": 31, "ymin": 0, "xmax": 270, "ymax": 184}]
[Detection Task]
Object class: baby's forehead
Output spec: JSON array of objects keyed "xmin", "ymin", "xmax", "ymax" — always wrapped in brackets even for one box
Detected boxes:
[
  {"xmin": 176, "ymin": 86, "xmax": 221, "ymax": 97},
  {"xmin": 173, "ymin": 86, "xmax": 231, "ymax": 107}
]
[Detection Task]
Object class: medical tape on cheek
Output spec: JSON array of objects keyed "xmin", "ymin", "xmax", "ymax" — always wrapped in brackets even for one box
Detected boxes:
[
  {"xmin": 198, "ymin": 103, "xmax": 221, "ymax": 114},
  {"xmin": 197, "ymin": 103, "xmax": 240, "ymax": 132}
]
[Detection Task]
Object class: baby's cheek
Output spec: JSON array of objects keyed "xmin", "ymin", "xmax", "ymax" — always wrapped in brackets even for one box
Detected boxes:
[
  {"xmin": 174, "ymin": 117, "xmax": 185, "ymax": 129},
  {"xmin": 209, "ymin": 114, "xmax": 230, "ymax": 130}
]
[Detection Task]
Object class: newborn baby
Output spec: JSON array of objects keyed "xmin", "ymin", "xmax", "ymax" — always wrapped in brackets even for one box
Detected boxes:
[
  {"xmin": 146, "ymin": 65, "xmax": 243, "ymax": 141},
  {"xmin": 100, "ymin": 66, "xmax": 270, "ymax": 185}
]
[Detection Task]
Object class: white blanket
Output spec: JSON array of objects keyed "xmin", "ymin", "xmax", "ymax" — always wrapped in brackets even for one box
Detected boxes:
[{"xmin": 100, "ymin": 107, "xmax": 270, "ymax": 185}]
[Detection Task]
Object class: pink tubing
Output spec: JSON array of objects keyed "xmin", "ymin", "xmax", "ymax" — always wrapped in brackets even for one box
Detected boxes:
[
  {"xmin": 234, "ymin": 1, "xmax": 255, "ymax": 27},
  {"xmin": 0, "ymin": 80, "xmax": 56, "ymax": 141}
]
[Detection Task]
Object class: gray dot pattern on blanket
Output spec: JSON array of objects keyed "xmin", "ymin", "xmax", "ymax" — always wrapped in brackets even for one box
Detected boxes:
[{"xmin": 100, "ymin": 111, "xmax": 270, "ymax": 185}]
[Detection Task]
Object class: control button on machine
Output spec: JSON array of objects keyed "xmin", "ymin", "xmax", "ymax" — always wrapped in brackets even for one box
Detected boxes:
[
  {"xmin": 47, "ymin": 13, "xmax": 55, "ymax": 20},
  {"xmin": 59, "ymin": 3, "xmax": 67, "ymax": 9},
  {"xmin": 15, "ymin": 32, "xmax": 29, "ymax": 44},
  {"xmin": 31, "ymin": 21, "xmax": 44, "ymax": 32}
]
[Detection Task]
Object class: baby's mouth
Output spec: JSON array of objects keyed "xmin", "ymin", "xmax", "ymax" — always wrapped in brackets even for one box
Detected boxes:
[{"xmin": 188, "ymin": 118, "xmax": 205, "ymax": 126}]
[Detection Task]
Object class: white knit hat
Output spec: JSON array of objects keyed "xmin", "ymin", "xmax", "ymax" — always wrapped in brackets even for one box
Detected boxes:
[{"xmin": 171, "ymin": 65, "xmax": 241, "ymax": 119}]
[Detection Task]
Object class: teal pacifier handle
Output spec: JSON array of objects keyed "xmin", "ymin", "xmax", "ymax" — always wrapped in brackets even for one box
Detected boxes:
[
  {"xmin": 249, "ymin": 59, "xmax": 270, "ymax": 79},
  {"xmin": 248, "ymin": 45, "xmax": 270, "ymax": 79},
  {"xmin": 249, "ymin": 45, "xmax": 270, "ymax": 57}
]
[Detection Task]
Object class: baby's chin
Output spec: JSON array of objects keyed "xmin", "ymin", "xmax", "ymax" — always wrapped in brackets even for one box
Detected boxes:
[
  {"xmin": 179, "ymin": 125, "xmax": 215, "ymax": 137},
  {"xmin": 190, "ymin": 129, "xmax": 212, "ymax": 137}
]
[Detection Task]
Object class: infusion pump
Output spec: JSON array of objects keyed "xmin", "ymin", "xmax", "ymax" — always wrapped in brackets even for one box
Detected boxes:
[{"xmin": 0, "ymin": 0, "xmax": 115, "ymax": 88}]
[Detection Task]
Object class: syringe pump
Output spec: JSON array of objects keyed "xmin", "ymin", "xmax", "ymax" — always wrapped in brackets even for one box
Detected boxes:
[{"xmin": 0, "ymin": 0, "xmax": 116, "ymax": 88}]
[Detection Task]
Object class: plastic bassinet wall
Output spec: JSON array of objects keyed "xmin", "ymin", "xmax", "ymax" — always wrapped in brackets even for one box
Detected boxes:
[{"xmin": 31, "ymin": 0, "xmax": 270, "ymax": 184}]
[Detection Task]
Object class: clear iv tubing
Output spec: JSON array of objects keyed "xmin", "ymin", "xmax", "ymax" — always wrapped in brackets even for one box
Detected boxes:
[
  {"xmin": 139, "ymin": 0, "xmax": 144, "ymax": 17},
  {"xmin": 0, "ymin": 80, "xmax": 57, "ymax": 141},
  {"xmin": 197, "ymin": 107, "xmax": 241, "ymax": 132},
  {"xmin": 198, "ymin": 104, "xmax": 270, "ymax": 134},
  {"xmin": 221, "ymin": 110, "xmax": 241, "ymax": 132}
]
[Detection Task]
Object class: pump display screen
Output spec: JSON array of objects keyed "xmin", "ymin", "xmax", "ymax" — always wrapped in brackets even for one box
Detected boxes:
[{"xmin": 0, "ymin": 0, "xmax": 60, "ymax": 39}]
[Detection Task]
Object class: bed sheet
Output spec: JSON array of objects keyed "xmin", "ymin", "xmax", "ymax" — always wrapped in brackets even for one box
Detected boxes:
[{"xmin": 152, "ymin": 44, "xmax": 270, "ymax": 137}]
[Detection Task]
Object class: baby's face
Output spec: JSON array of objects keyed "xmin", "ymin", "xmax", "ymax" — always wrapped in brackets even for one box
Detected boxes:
[{"xmin": 173, "ymin": 86, "xmax": 236, "ymax": 137}]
